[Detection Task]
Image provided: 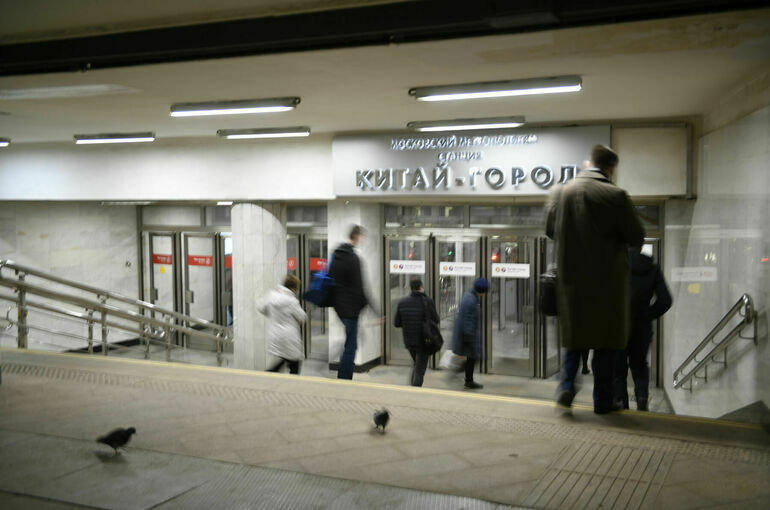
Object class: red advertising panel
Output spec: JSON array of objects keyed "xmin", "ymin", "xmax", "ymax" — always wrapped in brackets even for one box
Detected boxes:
[
  {"xmin": 224, "ymin": 255, "xmax": 232, "ymax": 268},
  {"xmin": 287, "ymin": 257, "xmax": 297, "ymax": 270},
  {"xmin": 187, "ymin": 255, "xmax": 213, "ymax": 267},
  {"xmin": 152, "ymin": 254, "xmax": 172, "ymax": 265},
  {"xmin": 309, "ymin": 258, "xmax": 327, "ymax": 272}
]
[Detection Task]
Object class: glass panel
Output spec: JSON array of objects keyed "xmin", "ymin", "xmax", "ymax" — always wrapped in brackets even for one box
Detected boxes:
[
  {"xmin": 634, "ymin": 205, "xmax": 660, "ymax": 229},
  {"xmin": 205, "ymin": 206, "xmax": 231, "ymax": 226},
  {"xmin": 387, "ymin": 238, "xmax": 428, "ymax": 364},
  {"xmin": 223, "ymin": 235, "xmax": 233, "ymax": 326},
  {"xmin": 436, "ymin": 238, "xmax": 478, "ymax": 357},
  {"xmin": 307, "ymin": 238, "xmax": 328, "ymax": 358},
  {"xmin": 470, "ymin": 206, "xmax": 545, "ymax": 226},
  {"xmin": 150, "ymin": 235, "xmax": 175, "ymax": 310},
  {"xmin": 543, "ymin": 238, "xmax": 560, "ymax": 377},
  {"xmin": 287, "ymin": 235, "xmax": 299, "ymax": 276},
  {"xmin": 489, "ymin": 239, "xmax": 533, "ymax": 375},
  {"xmin": 287, "ymin": 206, "xmax": 327, "ymax": 225},
  {"xmin": 185, "ymin": 236, "xmax": 215, "ymax": 321},
  {"xmin": 385, "ymin": 205, "xmax": 463, "ymax": 227}
]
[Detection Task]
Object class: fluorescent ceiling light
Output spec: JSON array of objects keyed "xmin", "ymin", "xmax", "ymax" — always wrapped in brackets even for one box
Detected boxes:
[
  {"xmin": 0, "ymin": 84, "xmax": 140, "ymax": 100},
  {"xmin": 217, "ymin": 201, "xmax": 233, "ymax": 206},
  {"xmin": 408, "ymin": 117, "xmax": 525, "ymax": 132},
  {"xmin": 409, "ymin": 76, "xmax": 582, "ymax": 102},
  {"xmin": 217, "ymin": 127, "xmax": 311, "ymax": 139},
  {"xmin": 171, "ymin": 97, "xmax": 300, "ymax": 117},
  {"xmin": 0, "ymin": 138, "xmax": 10, "ymax": 147},
  {"xmin": 74, "ymin": 132, "xmax": 155, "ymax": 144}
]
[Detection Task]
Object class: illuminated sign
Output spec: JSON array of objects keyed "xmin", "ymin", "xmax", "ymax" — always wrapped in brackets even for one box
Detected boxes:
[
  {"xmin": 439, "ymin": 262, "xmax": 476, "ymax": 276},
  {"xmin": 389, "ymin": 260, "xmax": 425, "ymax": 274},
  {"xmin": 491, "ymin": 263, "xmax": 530, "ymax": 278}
]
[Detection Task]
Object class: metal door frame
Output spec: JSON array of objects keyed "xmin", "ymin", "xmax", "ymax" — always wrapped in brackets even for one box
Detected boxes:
[
  {"xmin": 147, "ymin": 231, "xmax": 182, "ymax": 344},
  {"xmin": 644, "ymin": 237, "xmax": 663, "ymax": 387},
  {"xmin": 383, "ymin": 233, "xmax": 434, "ymax": 365},
  {"xmin": 181, "ymin": 232, "xmax": 217, "ymax": 320},
  {"xmin": 484, "ymin": 235, "xmax": 537, "ymax": 377},
  {"xmin": 215, "ymin": 232, "xmax": 232, "ymax": 327},
  {"xmin": 300, "ymin": 231, "xmax": 329, "ymax": 361}
]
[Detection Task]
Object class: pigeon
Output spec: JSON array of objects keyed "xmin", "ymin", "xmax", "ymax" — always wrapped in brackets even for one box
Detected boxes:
[
  {"xmin": 373, "ymin": 408, "xmax": 390, "ymax": 433},
  {"xmin": 97, "ymin": 427, "xmax": 136, "ymax": 455}
]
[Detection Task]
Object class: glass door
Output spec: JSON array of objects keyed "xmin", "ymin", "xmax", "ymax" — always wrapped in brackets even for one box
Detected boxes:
[
  {"xmin": 217, "ymin": 233, "xmax": 233, "ymax": 327},
  {"xmin": 539, "ymin": 237, "xmax": 560, "ymax": 378},
  {"xmin": 384, "ymin": 235, "xmax": 430, "ymax": 365},
  {"xmin": 149, "ymin": 233, "xmax": 178, "ymax": 313},
  {"xmin": 183, "ymin": 234, "xmax": 216, "ymax": 321},
  {"xmin": 644, "ymin": 238, "xmax": 662, "ymax": 387},
  {"xmin": 434, "ymin": 236, "xmax": 480, "ymax": 362},
  {"xmin": 486, "ymin": 237, "xmax": 536, "ymax": 376},
  {"xmin": 305, "ymin": 235, "xmax": 329, "ymax": 360}
]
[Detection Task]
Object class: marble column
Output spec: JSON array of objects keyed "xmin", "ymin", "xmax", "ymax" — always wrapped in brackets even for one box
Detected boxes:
[
  {"xmin": 232, "ymin": 203, "xmax": 286, "ymax": 371},
  {"xmin": 327, "ymin": 200, "xmax": 383, "ymax": 368}
]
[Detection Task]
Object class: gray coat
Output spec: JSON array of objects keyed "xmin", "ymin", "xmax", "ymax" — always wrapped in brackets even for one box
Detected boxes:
[
  {"xmin": 546, "ymin": 170, "xmax": 644, "ymax": 350},
  {"xmin": 451, "ymin": 290, "xmax": 481, "ymax": 358}
]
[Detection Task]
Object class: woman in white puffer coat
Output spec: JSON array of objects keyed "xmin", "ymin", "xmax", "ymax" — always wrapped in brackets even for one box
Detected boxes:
[{"xmin": 257, "ymin": 274, "xmax": 307, "ymax": 374}]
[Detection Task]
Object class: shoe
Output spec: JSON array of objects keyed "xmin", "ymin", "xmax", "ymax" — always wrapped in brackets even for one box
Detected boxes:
[
  {"xmin": 637, "ymin": 397, "xmax": 648, "ymax": 412},
  {"xmin": 556, "ymin": 389, "xmax": 575, "ymax": 408},
  {"xmin": 581, "ymin": 366, "xmax": 590, "ymax": 374},
  {"xmin": 594, "ymin": 401, "xmax": 623, "ymax": 415},
  {"xmin": 464, "ymin": 381, "xmax": 483, "ymax": 390}
]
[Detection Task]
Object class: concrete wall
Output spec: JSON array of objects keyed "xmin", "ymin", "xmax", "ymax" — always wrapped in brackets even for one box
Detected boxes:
[
  {"xmin": 663, "ymin": 104, "xmax": 770, "ymax": 419},
  {"xmin": 0, "ymin": 203, "xmax": 139, "ymax": 351}
]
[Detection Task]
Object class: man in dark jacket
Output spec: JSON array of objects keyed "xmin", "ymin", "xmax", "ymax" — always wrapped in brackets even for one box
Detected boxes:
[
  {"xmin": 546, "ymin": 145, "xmax": 645, "ymax": 413},
  {"xmin": 614, "ymin": 249, "xmax": 672, "ymax": 411},
  {"xmin": 394, "ymin": 278, "xmax": 439, "ymax": 387},
  {"xmin": 451, "ymin": 278, "xmax": 488, "ymax": 390},
  {"xmin": 328, "ymin": 225, "xmax": 380, "ymax": 380}
]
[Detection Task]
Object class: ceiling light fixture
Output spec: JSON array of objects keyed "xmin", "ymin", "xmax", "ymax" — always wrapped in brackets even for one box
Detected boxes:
[
  {"xmin": 171, "ymin": 97, "xmax": 300, "ymax": 117},
  {"xmin": 217, "ymin": 201, "xmax": 233, "ymax": 206},
  {"xmin": 407, "ymin": 116, "xmax": 525, "ymax": 132},
  {"xmin": 0, "ymin": 138, "xmax": 10, "ymax": 147},
  {"xmin": 409, "ymin": 75, "xmax": 582, "ymax": 102},
  {"xmin": 74, "ymin": 132, "xmax": 155, "ymax": 144},
  {"xmin": 217, "ymin": 127, "xmax": 311, "ymax": 139}
]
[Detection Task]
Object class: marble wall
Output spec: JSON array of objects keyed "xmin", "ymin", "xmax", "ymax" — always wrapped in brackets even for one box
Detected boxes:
[
  {"xmin": 0, "ymin": 203, "xmax": 139, "ymax": 351},
  {"xmin": 663, "ymin": 105, "xmax": 770, "ymax": 419}
]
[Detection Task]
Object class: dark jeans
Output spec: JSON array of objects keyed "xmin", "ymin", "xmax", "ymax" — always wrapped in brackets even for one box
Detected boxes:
[
  {"xmin": 408, "ymin": 346, "xmax": 430, "ymax": 387},
  {"xmin": 614, "ymin": 336, "xmax": 652, "ymax": 408},
  {"xmin": 558, "ymin": 349, "xmax": 582, "ymax": 394},
  {"xmin": 592, "ymin": 349, "xmax": 622, "ymax": 412},
  {"xmin": 465, "ymin": 357, "xmax": 477, "ymax": 383},
  {"xmin": 337, "ymin": 317, "xmax": 359, "ymax": 380},
  {"xmin": 268, "ymin": 358, "xmax": 301, "ymax": 374}
]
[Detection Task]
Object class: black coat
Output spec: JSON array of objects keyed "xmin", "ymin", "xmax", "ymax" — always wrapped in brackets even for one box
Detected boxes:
[
  {"xmin": 630, "ymin": 251, "xmax": 672, "ymax": 344},
  {"xmin": 394, "ymin": 291, "xmax": 439, "ymax": 350},
  {"xmin": 328, "ymin": 243, "xmax": 369, "ymax": 319}
]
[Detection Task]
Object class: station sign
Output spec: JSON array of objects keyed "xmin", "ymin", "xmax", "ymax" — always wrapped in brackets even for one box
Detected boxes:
[
  {"xmin": 287, "ymin": 257, "xmax": 297, "ymax": 270},
  {"xmin": 389, "ymin": 260, "xmax": 425, "ymax": 274},
  {"xmin": 152, "ymin": 254, "xmax": 172, "ymax": 265},
  {"xmin": 491, "ymin": 263, "xmax": 530, "ymax": 278},
  {"xmin": 333, "ymin": 125, "xmax": 610, "ymax": 197},
  {"xmin": 187, "ymin": 255, "xmax": 213, "ymax": 267},
  {"xmin": 309, "ymin": 258, "xmax": 327, "ymax": 272}
]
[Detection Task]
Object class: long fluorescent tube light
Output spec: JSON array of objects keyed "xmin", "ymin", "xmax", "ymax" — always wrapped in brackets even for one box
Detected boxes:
[
  {"xmin": 0, "ymin": 138, "xmax": 9, "ymax": 147},
  {"xmin": 217, "ymin": 201, "xmax": 233, "ymax": 206},
  {"xmin": 409, "ymin": 75, "xmax": 582, "ymax": 102},
  {"xmin": 171, "ymin": 97, "xmax": 300, "ymax": 117},
  {"xmin": 217, "ymin": 127, "xmax": 311, "ymax": 139},
  {"xmin": 407, "ymin": 117, "xmax": 525, "ymax": 132},
  {"xmin": 74, "ymin": 132, "xmax": 155, "ymax": 144}
]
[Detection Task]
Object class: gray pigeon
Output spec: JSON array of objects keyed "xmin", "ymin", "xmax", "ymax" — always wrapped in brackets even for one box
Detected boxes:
[
  {"xmin": 97, "ymin": 427, "xmax": 136, "ymax": 455},
  {"xmin": 373, "ymin": 408, "xmax": 390, "ymax": 433}
]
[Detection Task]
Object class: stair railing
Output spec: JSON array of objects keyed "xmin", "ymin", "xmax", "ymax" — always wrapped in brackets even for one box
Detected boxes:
[{"xmin": 673, "ymin": 293, "xmax": 757, "ymax": 391}]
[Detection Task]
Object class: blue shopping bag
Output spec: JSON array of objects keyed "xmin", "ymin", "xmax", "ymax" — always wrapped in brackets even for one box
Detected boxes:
[{"xmin": 303, "ymin": 255, "xmax": 335, "ymax": 307}]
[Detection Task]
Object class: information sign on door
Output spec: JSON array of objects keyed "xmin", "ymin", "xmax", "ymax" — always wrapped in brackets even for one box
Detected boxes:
[
  {"xmin": 491, "ymin": 263, "xmax": 530, "ymax": 278},
  {"xmin": 439, "ymin": 262, "xmax": 476, "ymax": 276},
  {"xmin": 389, "ymin": 260, "xmax": 426, "ymax": 274}
]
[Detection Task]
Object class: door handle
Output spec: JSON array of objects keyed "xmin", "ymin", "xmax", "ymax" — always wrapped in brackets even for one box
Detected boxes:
[
  {"xmin": 185, "ymin": 290, "xmax": 195, "ymax": 304},
  {"xmin": 152, "ymin": 288, "xmax": 158, "ymax": 301}
]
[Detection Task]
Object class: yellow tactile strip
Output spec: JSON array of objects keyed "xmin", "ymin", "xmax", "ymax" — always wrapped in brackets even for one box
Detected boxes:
[{"xmin": 3, "ymin": 360, "xmax": 769, "ymax": 468}]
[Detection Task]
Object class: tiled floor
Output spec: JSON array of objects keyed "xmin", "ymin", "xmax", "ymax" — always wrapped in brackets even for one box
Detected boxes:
[{"xmin": 1, "ymin": 348, "xmax": 768, "ymax": 509}]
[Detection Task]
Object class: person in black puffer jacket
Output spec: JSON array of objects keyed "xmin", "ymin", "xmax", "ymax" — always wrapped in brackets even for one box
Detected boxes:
[
  {"xmin": 327, "ymin": 225, "xmax": 380, "ymax": 379},
  {"xmin": 394, "ymin": 278, "xmax": 439, "ymax": 387},
  {"xmin": 614, "ymin": 249, "xmax": 672, "ymax": 411}
]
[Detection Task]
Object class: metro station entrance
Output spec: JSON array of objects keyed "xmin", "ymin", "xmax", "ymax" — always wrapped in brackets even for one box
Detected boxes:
[{"xmin": 384, "ymin": 231, "xmax": 559, "ymax": 378}]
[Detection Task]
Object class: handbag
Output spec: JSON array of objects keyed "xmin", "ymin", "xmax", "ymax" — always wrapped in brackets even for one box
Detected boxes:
[
  {"xmin": 438, "ymin": 349, "xmax": 466, "ymax": 372},
  {"xmin": 539, "ymin": 267, "xmax": 558, "ymax": 316},
  {"xmin": 420, "ymin": 295, "xmax": 444, "ymax": 354},
  {"xmin": 303, "ymin": 255, "xmax": 335, "ymax": 307}
]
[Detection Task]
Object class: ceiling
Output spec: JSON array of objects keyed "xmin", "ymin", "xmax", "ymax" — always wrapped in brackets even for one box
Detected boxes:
[{"xmin": 0, "ymin": 7, "xmax": 768, "ymax": 144}]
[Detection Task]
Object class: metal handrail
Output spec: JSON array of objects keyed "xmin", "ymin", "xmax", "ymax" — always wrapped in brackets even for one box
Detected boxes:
[
  {"xmin": 673, "ymin": 294, "xmax": 757, "ymax": 390},
  {"xmin": 0, "ymin": 259, "xmax": 229, "ymax": 336},
  {"xmin": 0, "ymin": 260, "xmax": 233, "ymax": 365}
]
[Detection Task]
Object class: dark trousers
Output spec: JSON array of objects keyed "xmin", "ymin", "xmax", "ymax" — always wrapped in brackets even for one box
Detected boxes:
[
  {"xmin": 559, "ymin": 349, "xmax": 582, "ymax": 394},
  {"xmin": 580, "ymin": 350, "xmax": 590, "ymax": 371},
  {"xmin": 408, "ymin": 347, "xmax": 430, "ymax": 387},
  {"xmin": 337, "ymin": 317, "xmax": 359, "ymax": 380},
  {"xmin": 614, "ymin": 336, "xmax": 652, "ymax": 408},
  {"xmin": 465, "ymin": 357, "xmax": 477, "ymax": 383},
  {"xmin": 268, "ymin": 358, "xmax": 301, "ymax": 374},
  {"xmin": 592, "ymin": 349, "xmax": 621, "ymax": 412}
]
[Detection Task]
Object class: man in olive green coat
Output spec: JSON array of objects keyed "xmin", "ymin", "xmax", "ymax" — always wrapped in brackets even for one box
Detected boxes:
[{"xmin": 546, "ymin": 145, "xmax": 644, "ymax": 414}]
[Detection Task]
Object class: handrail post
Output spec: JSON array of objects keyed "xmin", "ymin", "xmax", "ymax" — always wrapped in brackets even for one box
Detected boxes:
[
  {"xmin": 16, "ymin": 273, "xmax": 28, "ymax": 348},
  {"xmin": 87, "ymin": 310, "xmax": 94, "ymax": 354},
  {"xmin": 164, "ymin": 320, "xmax": 172, "ymax": 362},
  {"xmin": 216, "ymin": 334, "xmax": 223, "ymax": 367},
  {"xmin": 100, "ymin": 295, "xmax": 108, "ymax": 355}
]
